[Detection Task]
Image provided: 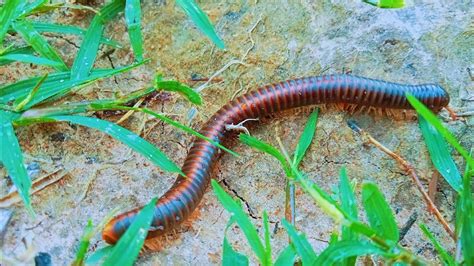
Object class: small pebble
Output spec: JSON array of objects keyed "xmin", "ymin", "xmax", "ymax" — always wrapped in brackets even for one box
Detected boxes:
[{"xmin": 35, "ymin": 252, "xmax": 52, "ymax": 266}]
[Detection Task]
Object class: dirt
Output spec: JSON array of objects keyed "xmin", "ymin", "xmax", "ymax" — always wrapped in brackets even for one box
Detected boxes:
[{"xmin": 1, "ymin": 0, "xmax": 473, "ymax": 265}]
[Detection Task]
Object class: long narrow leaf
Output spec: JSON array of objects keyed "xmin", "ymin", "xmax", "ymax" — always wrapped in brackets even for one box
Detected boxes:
[
  {"xmin": 125, "ymin": 0, "xmax": 143, "ymax": 61},
  {"xmin": 12, "ymin": 19, "xmax": 68, "ymax": 71},
  {"xmin": 47, "ymin": 115, "xmax": 183, "ymax": 175},
  {"xmin": 315, "ymin": 240, "xmax": 388, "ymax": 265},
  {"xmin": 0, "ymin": 53, "xmax": 63, "ymax": 67},
  {"xmin": 72, "ymin": 220, "xmax": 94, "ymax": 266},
  {"xmin": 362, "ymin": 182, "xmax": 399, "ymax": 242},
  {"xmin": 419, "ymin": 223, "xmax": 455, "ymax": 266},
  {"xmin": 155, "ymin": 75, "xmax": 202, "ymax": 105},
  {"xmin": 274, "ymin": 245, "xmax": 297, "ymax": 266},
  {"xmin": 339, "ymin": 167, "xmax": 359, "ymax": 266},
  {"xmin": 407, "ymin": 93, "xmax": 474, "ymax": 169},
  {"xmin": 176, "ymin": 0, "xmax": 224, "ymax": 49},
  {"xmin": 0, "ymin": 46, "xmax": 35, "ymax": 66},
  {"xmin": 0, "ymin": 110, "xmax": 34, "ymax": 216},
  {"xmin": 31, "ymin": 22, "xmax": 122, "ymax": 48},
  {"xmin": 280, "ymin": 219, "xmax": 317, "ymax": 265},
  {"xmin": 71, "ymin": 0, "xmax": 125, "ymax": 81},
  {"xmin": 262, "ymin": 211, "xmax": 272, "ymax": 265},
  {"xmin": 0, "ymin": 0, "xmax": 22, "ymax": 45},
  {"xmin": 222, "ymin": 237, "xmax": 249, "ymax": 266},
  {"xmin": 293, "ymin": 108, "xmax": 319, "ymax": 167},
  {"xmin": 211, "ymin": 179, "xmax": 266, "ymax": 263},
  {"xmin": 418, "ymin": 116, "xmax": 462, "ymax": 192},
  {"xmin": 459, "ymin": 154, "xmax": 474, "ymax": 265},
  {"xmin": 102, "ymin": 197, "xmax": 158, "ymax": 266}
]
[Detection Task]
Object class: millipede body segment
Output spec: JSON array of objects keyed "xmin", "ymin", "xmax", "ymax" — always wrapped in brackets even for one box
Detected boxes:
[{"xmin": 102, "ymin": 74, "xmax": 449, "ymax": 244}]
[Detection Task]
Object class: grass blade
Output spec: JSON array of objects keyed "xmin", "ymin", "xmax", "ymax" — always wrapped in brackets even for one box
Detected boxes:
[
  {"xmin": 418, "ymin": 116, "xmax": 462, "ymax": 192},
  {"xmin": 419, "ymin": 223, "xmax": 455, "ymax": 266},
  {"xmin": 362, "ymin": 182, "xmax": 399, "ymax": 242},
  {"xmin": 0, "ymin": 0, "xmax": 22, "ymax": 45},
  {"xmin": 102, "ymin": 197, "xmax": 158, "ymax": 266},
  {"xmin": 71, "ymin": 0, "xmax": 125, "ymax": 81},
  {"xmin": 72, "ymin": 219, "xmax": 94, "ymax": 266},
  {"xmin": 222, "ymin": 237, "xmax": 249, "ymax": 266},
  {"xmin": 12, "ymin": 19, "xmax": 68, "ymax": 71},
  {"xmin": 85, "ymin": 246, "xmax": 113, "ymax": 265},
  {"xmin": 31, "ymin": 22, "xmax": 122, "ymax": 48},
  {"xmin": 274, "ymin": 245, "xmax": 297, "ymax": 266},
  {"xmin": 262, "ymin": 211, "xmax": 272, "ymax": 265},
  {"xmin": 211, "ymin": 179, "xmax": 266, "ymax": 263},
  {"xmin": 125, "ymin": 0, "xmax": 143, "ymax": 61},
  {"xmin": 280, "ymin": 219, "xmax": 317, "ymax": 265},
  {"xmin": 155, "ymin": 75, "xmax": 202, "ymax": 105},
  {"xmin": 14, "ymin": 73, "xmax": 48, "ymax": 111},
  {"xmin": 239, "ymin": 134, "xmax": 291, "ymax": 177},
  {"xmin": 407, "ymin": 93, "xmax": 474, "ymax": 169},
  {"xmin": 362, "ymin": 0, "xmax": 404, "ymax": 8},
  {"xmin": 0, "ymin": 46, "xmax": 35, "ymax": 66},
  {"xmin": 0, "ymin": 53, "xmax": 63, "ymax": 67},
  {"xmin": 339, "ymin": 167, "xmax": 359, "ymax": 266},
  {"xmin": 176, "ymin": 0, "xmax": 224, "ymax": 49},
  {"xmin": 292, "ymin": 108, "xmax": 319, "ymax": 167},
  {"xmin": 315, "ymin": 240, "xmax": 388, "ymax": 265},
  {"xmin": 0, "ymin": 110, "xmax": 34, "ymax": 216},
  {"xmin": 458, "ymin": 153, "xmax": 474, "ymax": 265},
  {"xmin": 47, "ymin": 115, "xmax": 183, "ymax": 175}
]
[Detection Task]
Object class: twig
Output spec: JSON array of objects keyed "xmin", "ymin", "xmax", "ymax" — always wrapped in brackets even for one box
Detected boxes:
[{"xmin": 347, "ymin": 120, "xmax": 456, "ymax": 240}]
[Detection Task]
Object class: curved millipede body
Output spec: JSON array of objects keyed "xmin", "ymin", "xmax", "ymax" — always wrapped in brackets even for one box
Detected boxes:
[{"xmin": 102, "ymin": 74, "xmax": 449, "ymax": 244}]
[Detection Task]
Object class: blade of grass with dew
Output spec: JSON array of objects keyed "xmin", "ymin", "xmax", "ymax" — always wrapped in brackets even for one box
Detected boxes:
[
  {"xmin": 314, "ymin": 240, "xmax": 389, "ymax": 265},
  {"xmin": 262, "ymin": 211, "xmax": 271, "ymax": 264},
  {"xmin": 72, "ymin": 220, "xmax": 94, "ymax": 266},
  {"xmin": 419, "ymin": 223, "xmax": 455, "ymax": 266},
  {"xmin": 0, "ymin": 53, "xmax": 64, "ymax": 67},
  {"xmin": 71, "ymin": 0, "xmax": 125, "ymax": 81},
  {"xmin": 0, "ymin": 46, "xmax": 34, "ymax": 65},
  {"xmin": 31, "ymin": 22, "xmax": 122, "ymax": 48},
  {"xmin": 362, "ymin": 0, "xmax": 404, "ymax": 8},
  {"xmin": 0, "ymin": 0, "xmax": 22, "ymax": 45},
  {"xmin": 292, "ymin": 108, "xmax": 319, "ymax": 167},
  {"xmin": 281, "ymin": 219, "xmax": 317, "ymax": 265},
  {"xmin": 407, "ymin": 93, "xmax": 474, "ymax": 169},
  {"xmin": 176, "ymin": 0, "xmax": 224, "ymax": 49},
  {"xmin": 0, "ymin": 110, "xmax": 34, "ymax": 216},
  {"xmin": 339, "ymin": 167, "xmax": 359, "ymax": 266},
  {"xmin": 155, "ymin": 74, "xmax": 202, "ymax": 105},
  {"xmin": 458, "ymin": 152, "xmax": 474, "ymax": 265},
  {"xmin": 14, "ymin": 73, "xmax": 48, "ymax": 112},
  {"xmin": 239, "ymin": 134, "xmax": 291, "ymax": 177},
  {"xmin": 418, "ymin": 115, "xmax": 462, "ymax": 192},
  {"xmin": 47, "ymin": 115, "xmax": 183, "ymax": 175},
  {"xmin": 125, "ymin": 0, "xmax": 143, "ymax": 61},
  {"xmin": 14, "ymin": 0, "xmax": 47, "ymax": 17},
  {"xmin": 211, "ymin": 179, "xmax": 267, "ymax": 263},
  {"xmin": 274, "ymin": 245, "xmax": 297, "ymax": 266},
  {"xmin": 11, "ymin": 19, "xmax": 68, "ymax": 71},
  {"xmin": 362, "ymin": 182, "xmax": 399, "ymax": 242},
  {"xmin": 102, "ymin": 197, "xmax": 158, "ymax": 266},
  {"xmin": 3, "ymin": 62, "xmax": 145, "ymax": 110}
]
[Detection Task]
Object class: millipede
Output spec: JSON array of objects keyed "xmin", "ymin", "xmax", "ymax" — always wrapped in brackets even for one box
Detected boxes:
[{"xmin": 102, "ymin": 74, "xmax": 450, "ymax": 244}]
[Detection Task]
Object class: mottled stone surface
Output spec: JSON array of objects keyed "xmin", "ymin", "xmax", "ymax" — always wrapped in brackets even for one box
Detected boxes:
[{"xmin": 1, "ymin": 0, "xmax": 472, "ymax": 265}]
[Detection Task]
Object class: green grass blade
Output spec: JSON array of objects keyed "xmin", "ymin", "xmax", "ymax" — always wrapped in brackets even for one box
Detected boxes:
[
  {"xmin": 155, "ymin": 75, "xmax": 202, "ymax": 105},
  {"xmin": 125, "ymin": 0, "xmax": 143, "ymax": 61},
  {"xmin": 222, "ymin": 237, "xmax": 249, "ymax": 266},
  {"xmin": 418, "ymin": 116, "xmax": 462, "ymax": 192},
  {"xmin": 262, "ymin": 211, "xmax": 272, "ymax": 265},
  {"xmin": 0, "ymin": 53, "xmax": 63, "ymax": 67},
  {"xmin": 292, "ymin": 108, "xmax": 319, "ymax": 167},
  {"xmin": 71, "ymin": 0, "xmax": 125, "ymax": 81},
  {"xmin": 406, "ymin": 93, "xmax": 474, "ymax": 169},
  {"xmin": 211, "ymin": 179, "xmax": 267, "ymax": 263},
  {"xmin": 14, "ymin": 73, "xmax": 48, "ymax": 111},
  {"xmin": 362, "ymin": 182, "xmax": 399, "ymax": 242},
  {"xmin": 102, "ymin": 197, "xmax": 158, "ymax": 266},
  {"xmin": 1, "ymin": 62, "xmax": 145, "ymax": 109},
  {"xmin": 176, "ymin": 0, "xmax": 224, "ymax": 49},
  {"xmin": 0, "ymin": 110, "xmax": 34, "ymax": 216},
  {"xmin": 274, "ymin": 245, "xmax": 297, "ymax": 266},
  {"xmin": 459, "ymin": 153, "xmax": 474, "ymax": 265},
  {"xmin": 239, "ymin": 134, "xmax": 291, "ymax": 177},
  {"xmin": 0, "ymin": 0, "xmax": 22, "ymax": 45},
  {"xmin": 339, "ymin": 167, "xmax": 359, "ymax": 266},
  {"xmin": 72, "ymin": 219, "xmax": 94, "ymax": 266},
  {"xmin": 47, "ymin": 115, "xmax": 183, "ymax": 175},
  {"xmin": 315, "ymin": 240, "xmax": 388, "ymax": 265},
  {"xmin": 362, "ymin": 0, "xmax": 404, "ymax": 8},
  {"xmin": 31, "ymin": 22, "xmax": 122, "ymax": 48},
  {"xmin": 85, "ymin": 246, "xmax": 113, "ymax": 265},
  {"xmin": 0, "ymin": 46, "xmax": 34, "ymax": 65},
  {"xmin": 419, "ymin": 223, "xmax": 455, "ymax": 266},
  {"xmin": 12, "ymin": 19, "xmax": 68, "ymax": 71},
  {"xmin": 280, "ymin": 219, "xmax": 317, "ymax": 265}
]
